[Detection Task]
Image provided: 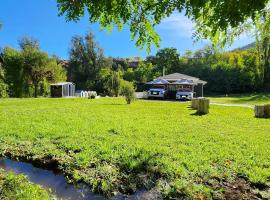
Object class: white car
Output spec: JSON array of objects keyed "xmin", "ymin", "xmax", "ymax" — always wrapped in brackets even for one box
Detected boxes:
[
  {"xmin": 176, "ymin": 91, "xmax": 193, "ymax": 100},
  {"xmin": 148, "ymin": 87, "xmax": 166, "ymax": 99}
]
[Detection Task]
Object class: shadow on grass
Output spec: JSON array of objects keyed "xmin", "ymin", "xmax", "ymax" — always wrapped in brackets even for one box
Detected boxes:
[
  {"xmin": 190, "ymin": 111, "xmax": 207, "ymax": 116},
  {"xmin": 187, "ymin": 105, "xmax": 196, "ymax": 111}
]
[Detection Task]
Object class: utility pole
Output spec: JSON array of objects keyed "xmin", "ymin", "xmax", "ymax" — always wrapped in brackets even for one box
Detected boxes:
[{"xmin": 163, "ymin": 66, "xmax": 165, "ymax": 77}]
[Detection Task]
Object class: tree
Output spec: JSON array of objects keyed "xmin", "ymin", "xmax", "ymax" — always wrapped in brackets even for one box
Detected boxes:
[
  {"xmin": 0, "ymin": 64, "xmax": 8, "ymax": 98},
  {"xmin": 106, "ymin": 70, "xmax": 123, "ymax": 97},
  {"xmin": 151, "ymin": 48, "xmax": 181, "ymax": 75},
  {"xmin": 19, "ymin": 36, "xmax": 40, "ymax": 50},
  {"xmin": 22, "ymin": 48, "xmax": 53, "ymax": 97},
  {"xmin": 2, "ymin": 47, "xmax": 26, "ymax": 97},
  {"xmin": 57, "ymin": 0, "xmax": 269, "ymax": 50},
  {"xmin": 2, "ymin": 39, "xmax": 66, "ymax": 97},
  {"xmin": 121, "ymin": 80, "xmax": 136, "ymax": 104},
  {"xmin": 68, "ymin": 32, "xmax": 108, "ymax": 90},
  {"xmin": 133, "ymin": 62, "xmax": 154, "ymax": 83}
]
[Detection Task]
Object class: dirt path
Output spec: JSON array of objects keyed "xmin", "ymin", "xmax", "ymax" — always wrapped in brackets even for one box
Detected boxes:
[{"xmin": 210, "ymin": 102, "xmax": 254, "ymax": 108}]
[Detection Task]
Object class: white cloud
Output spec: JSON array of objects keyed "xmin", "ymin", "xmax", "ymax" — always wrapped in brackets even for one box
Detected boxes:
[{"xmin": 157, "ymin": 13, "xmax": 195, "ymax": 37}]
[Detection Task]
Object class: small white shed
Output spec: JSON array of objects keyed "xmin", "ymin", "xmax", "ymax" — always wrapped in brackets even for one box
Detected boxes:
[
  {"xmin": 50, "ymin": 82, "xmax": 75, "ymax": 97},
  {"xmin": 75, "ymin": 90, "xmax": 88, "ymax": 98}
]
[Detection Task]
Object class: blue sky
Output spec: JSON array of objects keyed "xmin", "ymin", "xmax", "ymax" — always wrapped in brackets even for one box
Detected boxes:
[{"xmin": 0, "ymin": 0, "xmax": 254, "ymax": 59}]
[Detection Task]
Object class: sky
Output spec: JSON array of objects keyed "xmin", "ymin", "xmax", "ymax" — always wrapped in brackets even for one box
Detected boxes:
[{"xmin": 0, "ymin": 0, "xmax": 254, "ymax": 59}]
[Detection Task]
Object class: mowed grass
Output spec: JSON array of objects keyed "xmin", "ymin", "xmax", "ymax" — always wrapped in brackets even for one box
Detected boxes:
[
  {"xmin": 0, "ymin": 169, "xmax": 54, "ymax": 200},
  {"xmin": 208, "ymin": 93, "xmax": 270, "ymax": 105},
  {"xmin": 0, "ymin": 98, "xmax": 269, "ymax": 198}
]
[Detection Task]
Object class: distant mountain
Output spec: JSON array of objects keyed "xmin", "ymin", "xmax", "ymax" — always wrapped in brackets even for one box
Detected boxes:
[{"xmin": 233, "ymin": 42, "xmax": 256, "ymax": 51}]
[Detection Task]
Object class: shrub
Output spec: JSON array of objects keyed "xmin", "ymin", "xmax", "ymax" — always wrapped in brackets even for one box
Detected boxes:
[
  {"xmin": 0, "ymin": 80, "xmax": 8, "ymax": 98},
  {"xmin": 88, "ymin": 91, "xmax": 97, "ymax": 99},
  {"xmin": 121, "ymin": 81, "xmax": 136, "ymax": 104}
]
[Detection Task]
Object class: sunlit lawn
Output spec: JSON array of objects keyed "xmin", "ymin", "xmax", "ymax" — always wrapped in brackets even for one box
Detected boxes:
[
  {"xmin": 208, "ymin": 93, "xmax": 270, "ymax": 105},
  {"xmin": 0, "ymin": 98, "xmax": 269, "ymax": 198}
]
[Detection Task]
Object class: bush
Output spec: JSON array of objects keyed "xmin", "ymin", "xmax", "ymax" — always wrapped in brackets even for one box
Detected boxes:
[
  {"xmin": 88, "ymin": 91, "xmax": 97, "ymax": 99},
  {"xmin": 121, "ymin": 81, "xmax": 136, "ymax": 104},
  {"xmin": 0, "ymin": 81, "xmax": 8, "ymax": 98}
]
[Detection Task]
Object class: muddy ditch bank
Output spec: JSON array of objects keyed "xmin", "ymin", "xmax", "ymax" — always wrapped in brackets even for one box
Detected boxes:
[
  {"xmin": 0, "ymin": 153, "xmax": 268, "ymax": 200},
  {"xmin": 0, "ymin": 157, "xmax": 162, "ymax": 200},
  {"xmin": 0, "ymin": 157, "xmax": 104, "ymax": 200}
]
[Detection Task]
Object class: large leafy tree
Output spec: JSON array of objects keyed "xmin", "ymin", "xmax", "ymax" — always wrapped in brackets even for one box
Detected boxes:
[
  {"xmin": 22, "ymin": 48, "xmax": 52, "ymax": 97},
  {"xmin": 19, "ymin": 36, "xmax": 40, "ymax": 50},
  {"xmin": 2, "ymin": 47, "xmax": 25, "ymax": 97},
  {"xmin": 2, "ymin": 37, "xmax": 66, "ymax": 97},
  {"xmin": 57, "ymin": 0, "xmax": 269, "ymax": 50},
  {"xmin": 0, "ymin": 63, "xmax": 8, "ymax": 98},
  {"xmin": 149, "ymin": 48, "xmax": 181, "ymax": 75},
  {"xmin": 68, "ymin": 32, "xmax": 108, "ymax": 90}
]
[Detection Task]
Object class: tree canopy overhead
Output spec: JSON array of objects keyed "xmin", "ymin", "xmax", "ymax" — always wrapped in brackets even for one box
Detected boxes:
[{"xmin": 57, "ymin": 0, "xmax": 269, "ymax": 51}]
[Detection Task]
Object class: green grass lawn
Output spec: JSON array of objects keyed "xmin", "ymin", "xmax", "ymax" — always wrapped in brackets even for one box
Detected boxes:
[
  {"xmin": 0, "ymin": 98, "xmax": 269, "ymax": 199},
  {"xmin": 208, "ymin": 93, "xmax": 270, "ymax": 105},
  {"xmin": 0, "ymin": 169, "xmax": 54, "ymax": 200}
]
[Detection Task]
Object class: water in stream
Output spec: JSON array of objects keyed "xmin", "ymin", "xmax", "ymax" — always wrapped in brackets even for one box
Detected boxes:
[{"xmin": 0, "ymin": 158, "xmax": 104, "ymax": 200}]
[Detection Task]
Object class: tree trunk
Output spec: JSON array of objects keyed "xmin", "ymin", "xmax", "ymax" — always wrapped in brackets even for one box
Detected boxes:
[{"xmin": 34, "ymin": 84, "xmax": 38, "ymax": 98}]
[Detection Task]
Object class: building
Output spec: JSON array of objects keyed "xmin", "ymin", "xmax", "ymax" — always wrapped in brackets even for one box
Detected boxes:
[
  {"xmin": 147, "ymin": 73, "xmax": 207, "ymax": 98},
  {"xmin": 50, "ymin": 82, "xmax": 75, "ymax": 97}
]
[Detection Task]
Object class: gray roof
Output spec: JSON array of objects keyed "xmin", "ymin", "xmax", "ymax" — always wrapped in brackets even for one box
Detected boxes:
[
  {"xmin": 172, "ymin": 79, "xmax": 196, "ymax": 85},
  {"xmin": 146, "ymin": 79, "xmax": 170, "ymax": 85},
  {"xmin": 158, "ymin": 73, "xmax": 207, "ymax": 85},
  {"xmin": 159, "ymin": 73, "xmax": 199, "ymax": 81},
  {"xmin": 50, "ymin": 82, "xmax": 74, "ymax": 86}
]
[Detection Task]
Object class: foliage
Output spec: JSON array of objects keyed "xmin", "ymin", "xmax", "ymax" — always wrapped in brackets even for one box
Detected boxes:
[
  {"xmin": 18, "ymin": 36, "xmax": 40, "ymax": 50},
  {"xmin": 0, "ymin": 98, "xmax": 269, "ymax": 198},
  {"xmin": 0, "ymin": 169, "xmax": 54, "ymax": 200},
  {"xmin": 68, "ymin": 32, "xmax": 111, "ymax": 91},
  {"xmin": 121, "ymin": 81, "xmax": 136, "ymax": 104},
  {"xmin": 1, "ymin": 38, "xmax": 66, "ymax": 97},
  {"xmin": 88, "ymin": 91, "xmax": 97, "ymax": 99},
  {"xmin": 105, "ymin": 70, "xmax": 123, "ymax": 97},
  {"xmin": 139, "ymin": 46, "xmax": 264, "ymax": 94},
  {"xmin": 151, "ymin": 48, "xmax": 181, "ymax": 75},
  {"xmin": 57, "ymin": 0, "xmax": 269, "ymax": 51},
  {"xmin": 0, "ymin": 65, "xmax": 8, "ymax": 98},
  {"xmin": 2, "ymin": 47, "xmax": 25, "ymax": 97}
]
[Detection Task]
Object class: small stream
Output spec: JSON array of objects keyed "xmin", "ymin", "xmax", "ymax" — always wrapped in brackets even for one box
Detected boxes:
[
  {"xmin": 0, "ymin": 158, "xmax": 152, "ymax": 200},
  {"xmin": 0, "ymin": 158, "xmax": 104, "ymax": 200}
]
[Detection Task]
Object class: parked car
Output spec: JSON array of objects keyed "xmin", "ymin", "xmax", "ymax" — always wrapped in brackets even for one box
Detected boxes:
[
  {"xmin": 148, "ymin": 86, "xmax": 167, "ymax": 99},
  {"xmin": 176, "ymin": 91, "xmax": 193, "ymax": 101}
]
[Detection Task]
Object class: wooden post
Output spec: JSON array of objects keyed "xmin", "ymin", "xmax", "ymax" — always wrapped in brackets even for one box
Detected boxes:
[
  {"xmin": 197, "ymin": 98, "xmax": 210, "ymax": 114},
  {"xmin": 264, "ymin": 105, "xmax": 270, "ymax": 118},
  {"xmin": 254, "ymin": 105, "xmax": 267, "ymax": 118},
  {"xmin": 191, "ymin": 98, "xmax": 199, "ymax": 109}
]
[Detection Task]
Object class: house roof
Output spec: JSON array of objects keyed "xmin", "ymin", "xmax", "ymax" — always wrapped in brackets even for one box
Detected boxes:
[
  {"xmin": 50, "ymin": 82, "xmax": 74, "ymax": 86},
  {"xmin": 172, "ymin": 79, "xmax": 196, "ymax": 85},
  {"xmin": 146, "ymin": 79, "xmax": 169, "ymax": 85},
  {"xmin": 158, "ymin": 73, "xmax": 207, "ymax": 85},
  {"xmin": 158, "ymin": 73, "xmax": 198, "ymax": 81}
]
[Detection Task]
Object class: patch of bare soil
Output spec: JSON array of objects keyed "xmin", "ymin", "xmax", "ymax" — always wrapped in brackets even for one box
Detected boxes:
[{"xmin": 218, "ymin": 179, "xmax": 269, "ymax": 200}]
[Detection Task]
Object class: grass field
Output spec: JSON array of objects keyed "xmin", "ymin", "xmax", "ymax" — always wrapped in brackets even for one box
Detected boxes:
[
  {"xmin": 0, "ymin": 169, "xmax": 53, "ymax": 200},
  {"xmin": 208, "ymin": 93, "xmax": 270, "ymax": 105},
  {"xmin": 0, "ymin": 98, "xmax": 269, "ymax": 199}
]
